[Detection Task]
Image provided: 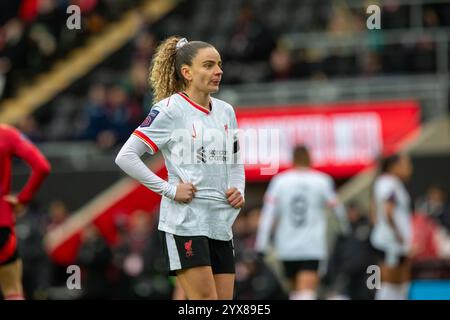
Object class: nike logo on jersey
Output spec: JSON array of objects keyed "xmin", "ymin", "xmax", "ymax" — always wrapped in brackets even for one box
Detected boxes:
[{"xmin": 192, "ymin": 124, "xmax": 197, "ymax": 138}]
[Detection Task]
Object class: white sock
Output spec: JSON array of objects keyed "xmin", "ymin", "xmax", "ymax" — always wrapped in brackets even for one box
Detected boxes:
[
  {"xmin": 376, "ymin": 283, "xmax": 405, "ymax": 300},
  {"xmin": 290, "ymin": 290, "xmax": 317, "ymax": 300}
]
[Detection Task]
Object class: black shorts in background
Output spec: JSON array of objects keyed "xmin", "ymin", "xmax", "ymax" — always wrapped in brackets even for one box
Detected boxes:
[
  {"xmin": 159, "ymin": 231, "xmax": 235, "ymax": 276},
  {"xmin": 282, "ymin": 260, "xmax": 320, "ymax": 279},
  {"xmin": 370, "ymin": 244, "xmax": 408, "ymax": 265},
  {"xmin": 0, "ymin": 227, "xmax": 19, "ymax": 266}
]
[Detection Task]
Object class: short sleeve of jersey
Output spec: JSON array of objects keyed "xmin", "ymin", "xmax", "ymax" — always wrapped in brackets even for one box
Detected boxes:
[
  {"xmin": 377, "ymin": 178, "xmax": 397, "ymax": 203},
  {"xmin": 132, "ymin": 104, "xmax": 173, "ymax": 155}
]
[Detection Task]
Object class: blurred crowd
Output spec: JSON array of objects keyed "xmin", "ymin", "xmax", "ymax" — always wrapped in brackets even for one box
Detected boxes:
[
  {"xmin": 3, "ymin": 183, "xmax": 448, "ymax": 300},
  {"xmin": 2, "ymin": 1, "xmax": 450, "ymax": 150},
  {"xmin": 0, "ymin": 0, "xmax": 143, "ymax": 100},
  {"xmin": 14, "ymin": 28, "xmax": 156, "ymax": 150}
]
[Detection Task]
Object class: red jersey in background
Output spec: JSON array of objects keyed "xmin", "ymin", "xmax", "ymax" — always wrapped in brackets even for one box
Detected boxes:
[{"xmin": 0, "ymin": 124, "xmax": 51, "ymax": 227}]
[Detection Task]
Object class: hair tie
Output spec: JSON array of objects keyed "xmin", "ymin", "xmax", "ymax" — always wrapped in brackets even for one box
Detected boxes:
[{"xmin": 176, "ymin": 38, "xmax": 189, "ymax": 50}]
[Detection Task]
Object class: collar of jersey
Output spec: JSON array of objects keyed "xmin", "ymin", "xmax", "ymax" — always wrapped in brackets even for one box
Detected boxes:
[{"xmin": 178, "ymin": 92, "xmax": 211, "ymax": 115}]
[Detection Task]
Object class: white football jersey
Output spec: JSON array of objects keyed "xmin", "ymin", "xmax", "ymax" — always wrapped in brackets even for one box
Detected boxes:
[
  {"xmin": 255, "ymin": 168, "xmax": 337, "ymax": 260},
  {"xmin": 133, "ymin": 92, "xmax": 244, "ymax": 241},
  {"xmin": 370, "ymin": 174, "xmax": 412, "ymax": 260}
]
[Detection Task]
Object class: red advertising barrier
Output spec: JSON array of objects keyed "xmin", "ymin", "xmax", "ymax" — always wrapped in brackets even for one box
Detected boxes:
[{"xmin": 236, "ymin": 100, "xmax": 420, "ymax": 180}]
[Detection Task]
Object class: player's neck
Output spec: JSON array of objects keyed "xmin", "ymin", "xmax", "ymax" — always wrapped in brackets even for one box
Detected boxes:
[
  {"xmin": 294, "ymin": 164, "xmax": 310, "ymax": 170},
  {"xmin": 183, "ymin": 89, "xmax": 211, "ymax": 110}
]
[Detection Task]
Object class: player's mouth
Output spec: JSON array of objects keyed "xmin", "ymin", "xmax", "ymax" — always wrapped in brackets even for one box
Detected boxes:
[{"xmin": 210, "ymin": 79, "xmax": 221, "ymax": 86}]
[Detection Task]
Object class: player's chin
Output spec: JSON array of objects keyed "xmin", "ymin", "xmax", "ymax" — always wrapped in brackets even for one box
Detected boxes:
[{"xmin": 208, "ymin": 83, "xmax": 220, "ymax": 92}]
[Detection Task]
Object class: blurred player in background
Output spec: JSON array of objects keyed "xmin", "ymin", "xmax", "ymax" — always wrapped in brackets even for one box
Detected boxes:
[
  {"xmin": 255, "ymin": 145, "xmax": 344, "ymax": 300},
  {"xmin": 0, "ymin": 124, "xmax": 51, "ymax": 300},
  {"xmin": 115, "ymin": 36, "xmax": 245, "ymax": 300},
  {"xmin": 370, "ymin": 154, "xmax": 413, "ymax": 300}
]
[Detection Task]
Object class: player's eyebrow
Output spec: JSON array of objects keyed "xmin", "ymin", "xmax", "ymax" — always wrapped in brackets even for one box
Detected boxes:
[{"xmin": 202, "ymin": 60, "xmax": 222, "ymax": 65}]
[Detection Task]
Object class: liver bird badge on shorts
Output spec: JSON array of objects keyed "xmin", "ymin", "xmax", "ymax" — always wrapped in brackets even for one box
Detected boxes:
[{"xmin": 184, "ymin": 239, "xmax": 194, "ymax": 257}]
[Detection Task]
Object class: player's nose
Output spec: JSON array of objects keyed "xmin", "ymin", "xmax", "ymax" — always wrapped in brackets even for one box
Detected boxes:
[{"xmin": 214, "ymin": 65, "xmax": 223, "ymax": 75}]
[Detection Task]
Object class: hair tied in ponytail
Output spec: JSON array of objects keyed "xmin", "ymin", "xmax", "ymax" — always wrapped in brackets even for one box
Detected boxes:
[{"xmin": 176, "ymin": 38, "xmax": 189, "ymax": 50}]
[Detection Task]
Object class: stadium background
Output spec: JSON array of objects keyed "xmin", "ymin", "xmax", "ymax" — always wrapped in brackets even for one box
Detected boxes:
[{"xmin": 1, "ymin": 0, "xmax": 449, "ymax": 299}]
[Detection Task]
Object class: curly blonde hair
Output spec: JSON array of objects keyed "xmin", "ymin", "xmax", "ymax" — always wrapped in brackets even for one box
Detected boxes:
[{"xmin": 149, "ymin": 36, "xmax": 213, "ymax": 104}]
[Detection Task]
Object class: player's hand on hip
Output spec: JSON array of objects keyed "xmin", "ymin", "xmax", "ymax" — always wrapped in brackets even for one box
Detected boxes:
[
  {"xmin": 226, "ymin": 187, "xmax": 245, "ymax": 209},
  {"xmin": 175, "ymin": 183, "xmax": 197, "ymax": 203},
  {"xmin": 3, "ymin": 195, "xmax": 25, "ymax": 216}
]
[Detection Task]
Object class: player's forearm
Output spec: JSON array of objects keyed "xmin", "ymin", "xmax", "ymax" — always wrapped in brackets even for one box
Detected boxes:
[
  {"xmin": 115, "ymin": 136, "xmax": 176, "ymax": 200},
  {"xmin": 330, "ymin": 202, "xmax": 350, "ymax": 234},
  {"xmin": 386, "ymin": 203, "xmax": 403, "ymax": 243},
  {"xmin": 330, "ymin": 202, "xmax": 345, "ymax": 219},
  {"xmin": 255, "ymin": 202, "xmax": 276, "ymax": 253}
]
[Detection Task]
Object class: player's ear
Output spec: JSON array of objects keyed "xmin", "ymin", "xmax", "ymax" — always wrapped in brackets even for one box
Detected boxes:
[{"xmin": 180, "ymin": 65, "xmax": 192, "ymax": 82}]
